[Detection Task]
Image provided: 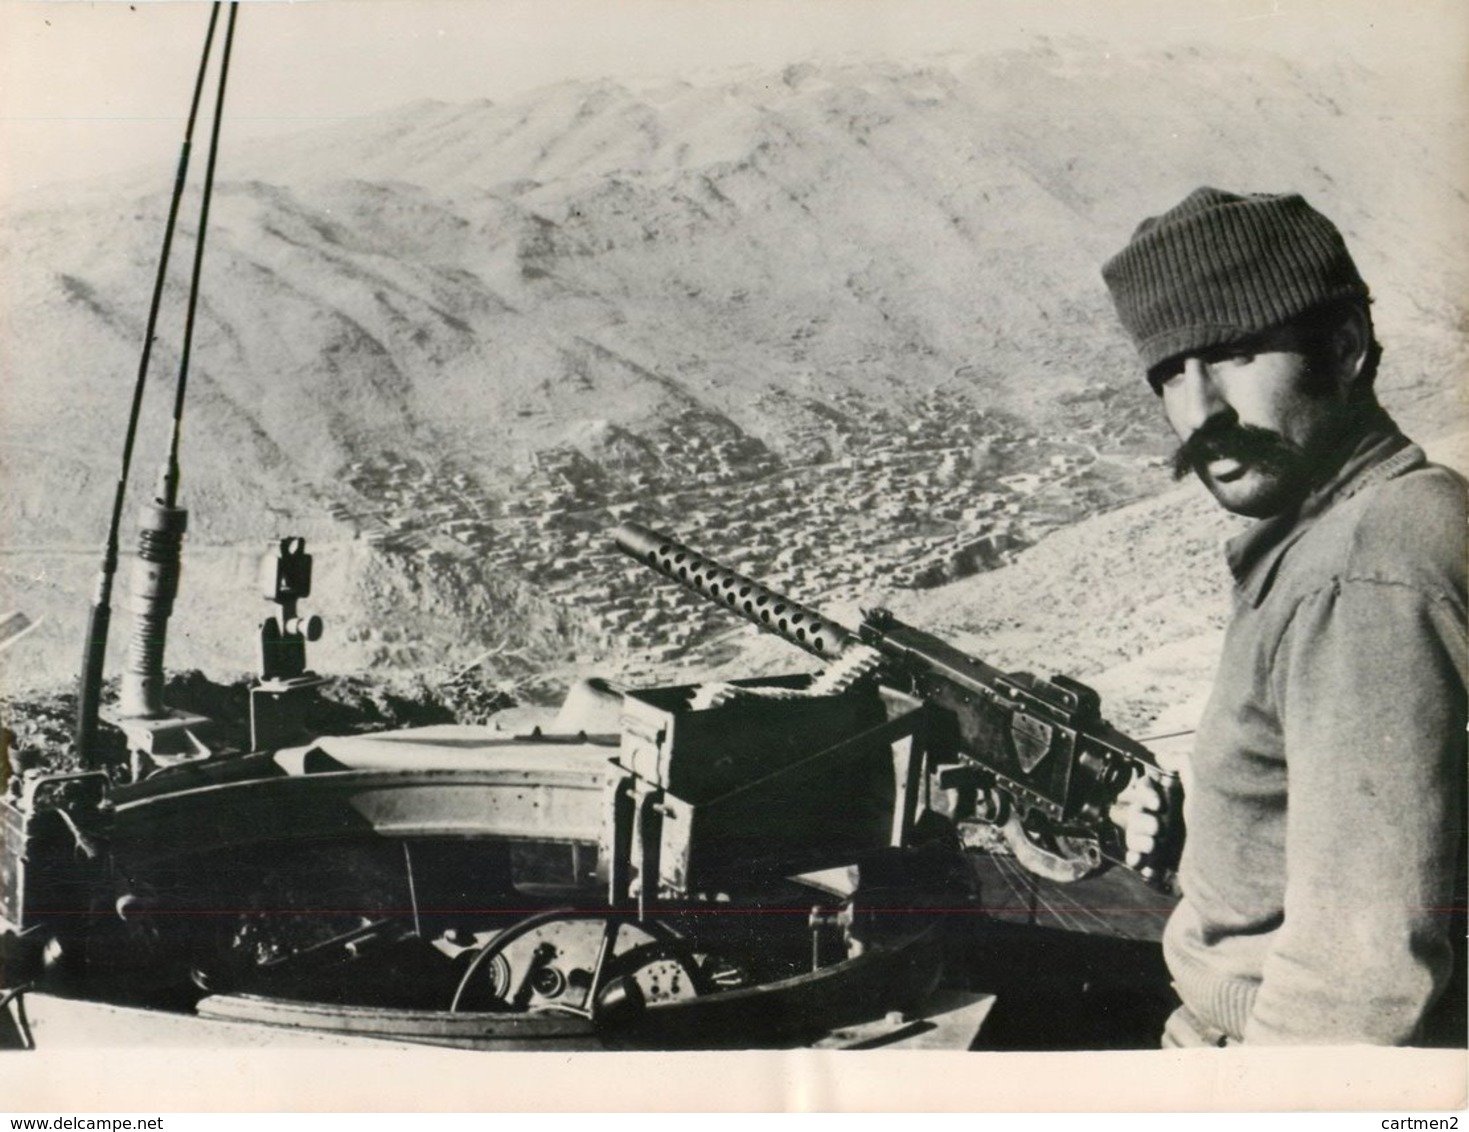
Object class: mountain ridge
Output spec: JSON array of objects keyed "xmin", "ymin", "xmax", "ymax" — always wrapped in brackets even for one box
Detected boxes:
[{"xmin": 1, "ymin": 41, "xmax": 1463, "ymax": 701}]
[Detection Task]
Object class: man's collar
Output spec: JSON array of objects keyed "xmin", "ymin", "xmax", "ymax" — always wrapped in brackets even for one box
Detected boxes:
[{"xmin": 1224, "ymin": 408, "xmax": 1422, "ymax": 606}]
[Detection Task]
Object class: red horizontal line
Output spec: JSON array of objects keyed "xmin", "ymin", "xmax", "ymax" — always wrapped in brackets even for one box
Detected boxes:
[{"xmin": 28, "ymin": 903, "xmax": 1466, "ymax": 917}]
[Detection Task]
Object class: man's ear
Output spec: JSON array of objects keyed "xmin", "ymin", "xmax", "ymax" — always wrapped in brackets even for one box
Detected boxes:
[{"xmin": 1333, "ymin": 305, "xmax": 1371, "ymax": 393}]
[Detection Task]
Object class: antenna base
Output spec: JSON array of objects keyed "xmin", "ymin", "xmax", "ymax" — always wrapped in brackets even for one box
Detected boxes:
[{"xmin": 101, "ymin": 705, "xmax": 218, "ymax": 776}]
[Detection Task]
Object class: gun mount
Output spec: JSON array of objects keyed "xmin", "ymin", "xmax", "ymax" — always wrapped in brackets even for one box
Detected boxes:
[
  {"xmin": 0, "ymin": 545, "xmax": 974, "ymax": 1052},
  {"xmin": 0, "ymin": 517, "xmax": 1183, "ymax": 1052},
  {"xmin": 611, "ymin": 521, "xmax": 1182, "ymax": 889}
]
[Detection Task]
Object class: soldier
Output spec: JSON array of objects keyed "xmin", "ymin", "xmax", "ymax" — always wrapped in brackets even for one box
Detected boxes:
[{"xmin": 1102, "ymin": 187, "xmax": 1467, "ymax": 1046}]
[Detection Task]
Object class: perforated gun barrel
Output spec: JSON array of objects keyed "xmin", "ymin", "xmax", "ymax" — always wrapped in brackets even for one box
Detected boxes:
[{"xmin": 609, "ymin": 522, "xmax": 862, "ymax": 661}]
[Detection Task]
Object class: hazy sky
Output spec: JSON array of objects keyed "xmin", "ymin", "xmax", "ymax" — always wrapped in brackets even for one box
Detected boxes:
[{"xmin": 2, "ymin": 0, "xmax": 1465, "ymax": 195}]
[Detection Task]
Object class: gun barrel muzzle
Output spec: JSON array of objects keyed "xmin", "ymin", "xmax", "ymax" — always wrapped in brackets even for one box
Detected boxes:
[{"xmin": 609, "ymin": 521, "xmax": 860, "ymax": 660}]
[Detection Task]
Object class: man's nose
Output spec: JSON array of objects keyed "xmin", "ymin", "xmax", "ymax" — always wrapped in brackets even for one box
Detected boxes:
[{"xmin": 1169, "ymin": 357, "xmax": 1231, "ymax": 436}]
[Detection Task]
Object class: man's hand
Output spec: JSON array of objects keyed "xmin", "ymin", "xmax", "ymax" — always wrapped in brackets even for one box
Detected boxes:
[{"xmin": 1109, "ymin": 772, "xmax": 1181, "ymax": 879}]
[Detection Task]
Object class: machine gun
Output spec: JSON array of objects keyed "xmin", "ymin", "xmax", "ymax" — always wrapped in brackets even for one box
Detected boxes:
[{"xmin": 611, "ymin": 521, "xmax": 1182, "ymax": 890}]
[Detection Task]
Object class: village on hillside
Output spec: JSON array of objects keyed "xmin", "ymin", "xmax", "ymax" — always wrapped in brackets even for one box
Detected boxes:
[{"xmin": 326, "ymin": 385, "xmax": 1170, "ymax": 669}]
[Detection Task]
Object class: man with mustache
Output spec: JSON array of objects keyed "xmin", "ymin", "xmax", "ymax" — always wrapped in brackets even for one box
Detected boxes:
[{"xmin": 1102, "ymin": 187, "xmax": 1466, "ymax": 1046}]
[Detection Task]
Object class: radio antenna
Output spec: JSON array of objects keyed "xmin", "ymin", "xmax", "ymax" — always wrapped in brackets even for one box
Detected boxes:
[
  {"xmin": 161, "ymin": 1, "xmax": 239, "ymax": 509},
  {"xmin": 75, "ymin": 3, "xmax": 224, "ymax": 767},
  {"xmin": 75, "ymin": 2, "xmax": 237, "ymax": 768}
]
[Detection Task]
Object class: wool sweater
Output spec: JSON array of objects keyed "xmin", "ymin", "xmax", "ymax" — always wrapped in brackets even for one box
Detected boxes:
[{"xmin": 1163, "ymin": 411, "xmax": 1468, "ymax": 1045}]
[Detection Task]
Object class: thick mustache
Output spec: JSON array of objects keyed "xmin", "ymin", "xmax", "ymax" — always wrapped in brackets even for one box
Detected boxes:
[{"xmin": 1171, "ymin": 422, "xmax": 1303, "ymax": 481}]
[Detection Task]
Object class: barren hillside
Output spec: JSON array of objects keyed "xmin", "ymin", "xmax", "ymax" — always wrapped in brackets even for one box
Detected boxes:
[{"xmin": 0, "ymin": 40, "xmax": 1463, "ymax": 707}]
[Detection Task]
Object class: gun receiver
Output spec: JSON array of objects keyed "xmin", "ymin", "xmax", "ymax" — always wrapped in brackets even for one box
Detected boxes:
[{"xmin": 611, "ymin": 521, "xmax": 1180, "ymax": 889}]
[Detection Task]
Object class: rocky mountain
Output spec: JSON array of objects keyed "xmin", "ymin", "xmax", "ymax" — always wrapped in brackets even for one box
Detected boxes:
[{"xmin": 1, "ymin": 39, "xmax": 1464, "ymax": 707}]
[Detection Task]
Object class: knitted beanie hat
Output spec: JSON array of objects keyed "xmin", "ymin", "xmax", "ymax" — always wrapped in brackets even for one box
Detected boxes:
[{"xmin": 1102, "ymin": 187, "xmax": 1369, "ymax": 371}]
